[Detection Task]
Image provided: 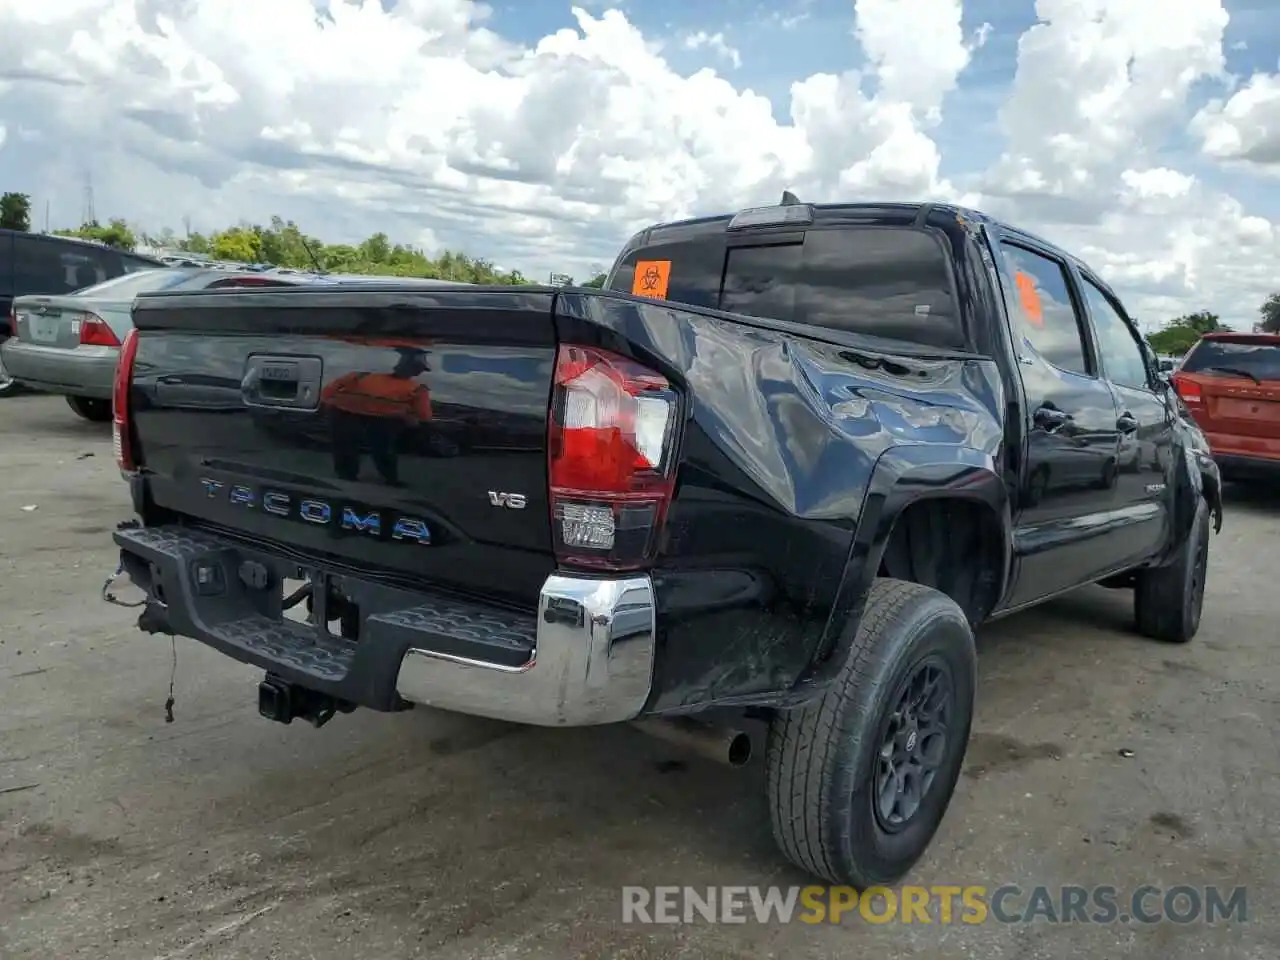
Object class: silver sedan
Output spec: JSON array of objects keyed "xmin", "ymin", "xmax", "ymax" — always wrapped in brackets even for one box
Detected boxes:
[{"xmin": 0, "ymin": 268, "xmax": 300, "ymax": 421}]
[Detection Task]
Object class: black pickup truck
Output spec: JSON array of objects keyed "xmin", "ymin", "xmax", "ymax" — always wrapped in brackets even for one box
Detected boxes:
[{"xmin": 107, "ymin": 199, "xmax": 1222, "ymax": 887}]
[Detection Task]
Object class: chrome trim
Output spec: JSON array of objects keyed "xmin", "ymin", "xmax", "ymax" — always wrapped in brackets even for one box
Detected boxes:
[{"xmin": 394, "ymin": 574, "xmax": 656, "ymax": 726}]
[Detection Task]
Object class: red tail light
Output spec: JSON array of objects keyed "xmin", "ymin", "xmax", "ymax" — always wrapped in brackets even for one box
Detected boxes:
[
  {"xmin": 113, "ymin": 328, "xmax": 140, "ymax": 471},
  {"xmin": 205, "ymin": 275, "xmax": 295, "ymax": 289},
  {"xmin": 547, "ymin": 345, "xmax": 680, "ymax": 570},
  {"xmin": 78, "ymin": 312, "xmax": 120, "ymax": 347},
  {"xmin": 1171, "ymin": 373, "xmax": 1202, "ymax": 403}
]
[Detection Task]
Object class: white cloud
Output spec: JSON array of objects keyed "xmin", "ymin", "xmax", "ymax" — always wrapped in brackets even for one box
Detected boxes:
[
  {"xmin": 681, "ymin": 30, "xmax": 741, "ymax": 69},
  {"xmin": 0, "ymin": 0, "xmax": 1276, "ymax": 329},
  {"xmin": 854, "ymin": 0, "xmax": 979, "ymax": 123},
  {"xmin": 969, "ymin": 0, "xmax": 1277, "ymax": 329},
  {"xmin": 1193, "ymin": 72, "xmax": 1280, "ymax": 170},
  {"xmin": 984, "ymin": 0, "xmax": 1230, "ymax": 199}
]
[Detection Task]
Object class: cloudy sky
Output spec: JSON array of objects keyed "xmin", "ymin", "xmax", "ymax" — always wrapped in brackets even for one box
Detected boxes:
[{"xmin": 1, "ymin": 0, "xmax": 1278, "ymax": 330}]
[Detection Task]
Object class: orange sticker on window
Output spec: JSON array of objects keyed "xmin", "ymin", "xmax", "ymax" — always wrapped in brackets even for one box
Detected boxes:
[
  {"xmin": 632, "ymin": 260, "xmax": 671, "ymax": 299},
  {"xmin": 1014, "ymin": 271, "xmax": 1043, "ymax": 328}
]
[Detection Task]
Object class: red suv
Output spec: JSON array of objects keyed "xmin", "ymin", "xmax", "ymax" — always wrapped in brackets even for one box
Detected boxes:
[{"xmin": 1172, "ymin": 332, "xmax": 1280, "ymax": 480}]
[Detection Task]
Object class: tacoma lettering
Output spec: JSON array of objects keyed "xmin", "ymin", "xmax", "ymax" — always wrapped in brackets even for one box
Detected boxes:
[{"xmin": 198, "ymin": 478, "xmax": 430, "ymax": 544}]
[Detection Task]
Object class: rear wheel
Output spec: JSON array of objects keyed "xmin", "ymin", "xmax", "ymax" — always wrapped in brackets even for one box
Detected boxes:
[
  {"xmin": 66, "ymin": 396, "xmax": 112, "ymax": 422},
  {"xmin": 1133, "ymin": 497, "xmax": 1210, "ymax": 643},
  {"xmin": 765, "ymin": 578, "xmax": 976, "ymax": 887}
]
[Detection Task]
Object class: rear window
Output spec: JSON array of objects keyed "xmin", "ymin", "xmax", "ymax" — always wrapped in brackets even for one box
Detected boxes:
[
  {"xmin": 73, "ymin": 268, "xmax": 192, "ymax": 299},
  {"xmin": 608, "ymin": 226, "xmax": 963, "ymax": 349},
  {"xmin": 122, "ymin": 254, "xmax": 163, "ymax": 273},
  {"xmin": 1181, "ymin": 339, "xmax": 1280, "ymax": 382}
]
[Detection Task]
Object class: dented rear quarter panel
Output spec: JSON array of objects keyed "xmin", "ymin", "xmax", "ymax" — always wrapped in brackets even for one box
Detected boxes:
[{"xmin": 556, "ymin": 292, "xmax": 1007, "ymax": 713}]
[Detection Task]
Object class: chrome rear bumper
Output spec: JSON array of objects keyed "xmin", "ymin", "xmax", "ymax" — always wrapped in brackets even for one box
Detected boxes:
[
  {"xmin": 394, "ymin": 574, "xmax": 656, "ymax": 726},
  {"xmin": 113, "ymin": 524, "xmax": 656, "ymax": 727}
]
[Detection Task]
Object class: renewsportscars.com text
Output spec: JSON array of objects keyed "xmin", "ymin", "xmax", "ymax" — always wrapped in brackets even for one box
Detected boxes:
[{"xmin": 621, "ymin": 884, "xmax": 1248, "ymax": 925}]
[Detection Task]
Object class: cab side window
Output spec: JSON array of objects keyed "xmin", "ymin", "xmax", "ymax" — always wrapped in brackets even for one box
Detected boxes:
[
  {"xmin": 998, "ymin": 242, "xmax": 1092, "ymax": 376},
  {"xmin": 12, "ymin": 237, "xmax": 119, "ymax": 295},
  {"xmin": 1081, "ymin": 278, "xmax": 1149, "ymax": 390},
  {"xmin": 12, "ymin": 236, "xmax": 65, "ymax": 296}
]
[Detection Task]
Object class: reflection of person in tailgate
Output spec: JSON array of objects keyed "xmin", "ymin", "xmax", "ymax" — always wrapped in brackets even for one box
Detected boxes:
[{"xmin": 321, "ymin": 347, "xmax": 432, "ymax": 486}]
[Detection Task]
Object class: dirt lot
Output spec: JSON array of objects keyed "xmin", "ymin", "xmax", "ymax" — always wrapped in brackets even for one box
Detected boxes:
[{"xmin": 1, "ymin": 392, "xmax": 1276, "ymax": 959}]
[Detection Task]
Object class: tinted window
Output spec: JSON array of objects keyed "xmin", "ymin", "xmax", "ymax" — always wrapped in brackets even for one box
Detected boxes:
[
  {"xmin": 608, "ymin": 239, "xmax": 723, "ymax": 310},
  {"xmin": 801, "ymin": 230, "xmax": 958, "ymax": 343},
  {"xmin": 1080, "ymin": 278, "xmax": 1149, "ymax": 389},
  {"xmin": 0, "ymin": 232, "xmax": 12, "ymax": 295},
  {"xmin": 998, "ymin": 243, "xmax": 1090, "ymax": 376},
  {"xmin": 721, "ymin": 243, "xmax": 801, "ymax": 323},
  {"xmin": 122, "ymin": 254, "xmax": 162, "ymax": 273},
  {"xmin": 1181, "ymin": 339, "xmax": 1280, "ymax": 382},
  {"xmin": 609, "ymin": 226, "xmax": 964, "ymax": 349},
  {"xmin": 12, "ymin": 236, "xmax": 123, "ymax": 296}
]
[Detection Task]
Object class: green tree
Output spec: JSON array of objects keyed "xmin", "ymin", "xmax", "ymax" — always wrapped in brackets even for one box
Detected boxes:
[
  {"xmin": 1147, "ymin": 311, "xmax": 1226, "ymax": 356},
  {"xmin": 1259, "ymin": 293, "xmax": 1280, "ymax": 334},
  {"xmin": 0, "ymin": 192, "xmax": 32, "ymax": 231},
  {"xmin": 253, "ymin": 217, "xmax": 323, "ymax": 269},
  {"xmin": 582, "ymin": 272, "xmax": 607, "ymax": 288},
  {"xmin": 210, "ymin": 226, "xmax": 262, "ymax": 263},
  {"xmin": 45, "ymin": 211, "xmax": 536, "ymax": 285},
  {"xmin": 54, "ymin": 218, "xmax": 138, "ymax": 251},
  {"xmin": 359, "ymin": 232, "xmax": 391, "ymax": 265}
]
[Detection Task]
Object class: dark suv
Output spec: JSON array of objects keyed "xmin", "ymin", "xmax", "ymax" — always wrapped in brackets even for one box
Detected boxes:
[{"xmin": 0, "ymin": 229, "xmax": 163, "ymax": 395}]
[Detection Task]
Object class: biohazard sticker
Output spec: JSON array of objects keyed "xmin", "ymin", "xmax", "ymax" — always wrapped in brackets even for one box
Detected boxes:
[{"xmin": 632, "ymin": 260, "xmax": 671, "ymax": 299}]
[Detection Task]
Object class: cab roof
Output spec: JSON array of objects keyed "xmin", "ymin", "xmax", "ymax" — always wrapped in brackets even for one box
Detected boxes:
[{"xmin": 625, "ymin": 197, "xmax": 1106, "ymax": 299}]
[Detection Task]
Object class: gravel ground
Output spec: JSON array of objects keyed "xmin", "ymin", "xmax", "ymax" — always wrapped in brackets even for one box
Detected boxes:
[{"xmin": 0, "ymin": 392, "xmax": 1276, "ymax": 960}]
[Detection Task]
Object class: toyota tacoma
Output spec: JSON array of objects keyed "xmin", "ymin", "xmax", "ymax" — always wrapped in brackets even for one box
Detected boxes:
[{"xmin": 106, "ymin": 198, "xmax": 1222, "ymax": 887}]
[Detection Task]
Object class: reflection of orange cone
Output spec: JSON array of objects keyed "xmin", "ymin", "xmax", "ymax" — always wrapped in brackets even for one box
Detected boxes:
[
  {"xmin": 1014, "ymin": 271, "xmax": 1044, "ymax": 328},
  {"xmin": 321, "ymin": 373, "xmax": 433, "ymax": 423}
]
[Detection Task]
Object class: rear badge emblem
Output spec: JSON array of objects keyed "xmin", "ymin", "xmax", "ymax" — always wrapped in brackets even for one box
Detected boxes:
[{"xmin": 487, "ymin": 491, "xmax": 527, "ymax": 509}]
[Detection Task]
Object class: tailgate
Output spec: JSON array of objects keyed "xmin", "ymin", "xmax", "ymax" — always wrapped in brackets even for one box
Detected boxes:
[{"xmin": 128, "ymin": 285, "xmax": 558, "ymax": 606}]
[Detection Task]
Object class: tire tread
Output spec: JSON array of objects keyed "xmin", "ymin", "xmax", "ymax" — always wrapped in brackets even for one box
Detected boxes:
[
  {"xmin": 766, "ymin": 578, "xmax": 948, "ymax": 884},
  {"xmin": 1134, "ymin": 499, "xmax": 1209, "ymax": 644}
]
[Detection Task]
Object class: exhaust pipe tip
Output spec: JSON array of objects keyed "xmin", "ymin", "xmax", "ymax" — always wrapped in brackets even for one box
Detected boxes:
[{"xmin": 631, "ymin": 716, "xmax": 753, "ymax": 768}]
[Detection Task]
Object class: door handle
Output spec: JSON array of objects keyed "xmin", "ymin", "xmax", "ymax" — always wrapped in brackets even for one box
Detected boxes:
[
  {"xmin": 1033, "ymin": 405, "xmax": 1072, "ymax": 431},
  {"xmin": 1116, "ymin": 413, "xmax": 1139, "ymax": 433},
  {"xmin": 241, "ymin": 355, "xmax": 323, "ymax": 410}
]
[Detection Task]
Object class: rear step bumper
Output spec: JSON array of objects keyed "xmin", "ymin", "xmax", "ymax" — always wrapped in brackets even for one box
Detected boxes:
[{"xmin": 111, "ymin": 524, "xmax": 656, "ymax": 726}]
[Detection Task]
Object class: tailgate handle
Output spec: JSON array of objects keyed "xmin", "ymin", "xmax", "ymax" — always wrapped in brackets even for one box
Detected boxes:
[{"xmin": 242, "ymin": 355, "xmax": 323, "ymax": 410}]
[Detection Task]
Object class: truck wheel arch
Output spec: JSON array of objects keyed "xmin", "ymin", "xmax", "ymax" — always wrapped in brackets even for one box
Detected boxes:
[
  {"xmin": 1159, "ymin": 443, "xmax": 1223, "ymax": 564},
  {"xmin": 795, "ymin": 446, "xmax": 1011, "ymax": 695}
]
